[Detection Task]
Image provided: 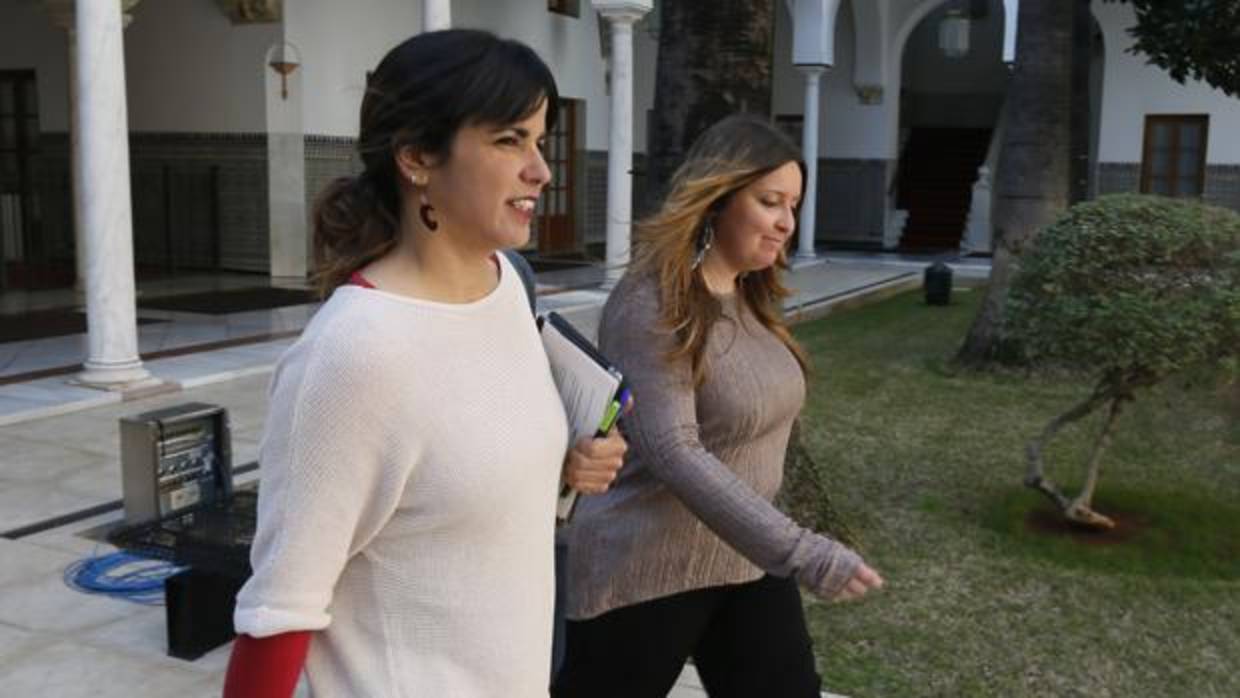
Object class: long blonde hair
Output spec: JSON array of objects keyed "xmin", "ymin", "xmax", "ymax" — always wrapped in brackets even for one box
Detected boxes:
[{"xmin": 631, "ymin": 114, "xmax": 809, "ymax": 385}]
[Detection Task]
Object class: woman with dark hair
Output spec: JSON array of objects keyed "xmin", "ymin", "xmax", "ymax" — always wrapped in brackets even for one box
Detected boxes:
[
  {"xmin": 222, "ymin": 30, "xmax": 625, "ymax": 697},
  {"xmin": 554, "ymin": 114, "xmax": 883, "ymax": 698}
]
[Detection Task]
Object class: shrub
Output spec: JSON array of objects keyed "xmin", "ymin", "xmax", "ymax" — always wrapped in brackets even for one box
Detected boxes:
[{"xmin": 1005, "ymin": 194, "xmax": 1240, "ymax": 527}]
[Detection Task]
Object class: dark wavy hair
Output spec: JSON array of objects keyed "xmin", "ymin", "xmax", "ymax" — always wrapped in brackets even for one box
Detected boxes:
[{"xmin": 312, "ymin": 30, "xmax": 559, "ymax": 296}]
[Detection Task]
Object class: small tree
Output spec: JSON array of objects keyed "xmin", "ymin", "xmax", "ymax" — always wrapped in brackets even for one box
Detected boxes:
[
  {"xmin": 1007, "ymin": 194, "xmax": 1240, "ymax": 528},
  {"xmin": 1103, "ymin": 0, "xmax": 1240, "ymax": 98}
]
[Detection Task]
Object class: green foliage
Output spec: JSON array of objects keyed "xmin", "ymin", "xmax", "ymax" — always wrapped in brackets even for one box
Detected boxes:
[
  {"xmin": 1006, "ymin": 194, "xmax": 1240, "ymax": 386},
  {"xmin": 1103, "ymin": 0, "xmax": 1240, "ymax": 98},
  {"xmin": 776, "ymin": 420, "xmax": 859, "ymax": 548}
]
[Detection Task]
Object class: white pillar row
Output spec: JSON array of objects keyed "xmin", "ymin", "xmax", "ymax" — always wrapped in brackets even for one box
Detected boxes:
[
  {"xmin": 593, "ymin": 1, "xmax": 651, "ymax": 287},
  {"xmin": 789, "ymin": 0, "xmax": 840, "ymax": 263},
  {"xmin": 796, "ymin": 65, "xmax": 826, "ymax": 260},
  {"xmin": 423, "ymin": 0, "xmax": 451, "ymax": 31},
  {"xmin": 74, "ymin": 0, "xmax": 150, "ymax": 387}
]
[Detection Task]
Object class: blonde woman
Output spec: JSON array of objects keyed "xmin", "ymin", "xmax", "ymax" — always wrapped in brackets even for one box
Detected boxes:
[{"xmin": 554, "ymin": 114, "xmax": 883, "ymax": 698}]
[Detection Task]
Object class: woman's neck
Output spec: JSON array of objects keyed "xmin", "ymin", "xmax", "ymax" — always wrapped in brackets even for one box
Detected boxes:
[
  {"xmin": 363, "ymin": 223, "xmax": 498, "ymax": 303},
  {"xmin": 699, "ymin": 253, "xmax": 740, "ymax": 297}
]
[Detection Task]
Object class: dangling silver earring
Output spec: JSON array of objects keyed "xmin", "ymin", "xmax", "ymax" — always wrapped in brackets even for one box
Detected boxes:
[{"xmin": 692, "ymin": 220, "xmax": 715, "ymax": 269}]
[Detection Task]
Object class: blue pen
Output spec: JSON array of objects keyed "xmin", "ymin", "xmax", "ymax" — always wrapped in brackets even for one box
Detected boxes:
[{"xmin": 618, "ymin": 388, "xmax": 634, "ymax": 414}]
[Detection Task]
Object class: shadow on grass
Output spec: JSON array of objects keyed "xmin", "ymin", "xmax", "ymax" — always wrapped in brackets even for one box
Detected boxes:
[{"xmin": 978, "ymin": 485, "xmax": 1240, "ymax": 581}]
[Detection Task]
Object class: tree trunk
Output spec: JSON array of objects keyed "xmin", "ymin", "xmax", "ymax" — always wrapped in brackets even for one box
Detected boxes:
[
  {"xmin": 645, "ymin": 0, "xmax": 777, "ymax": 211},
  {"xmin": 1025, "ymin": 379, "xmax": 1114, "ymax": 512},
  {"xmin": 956, "ymin": 0, "xmax": 1075, "ymax": 366},
  {"xmin": 1069, "ymin": 0, "xmax": 1094, "ymax": 204},
  {"xmin": 1064, "ymin": 396, "xmax": 1125, "ymax": 529}
]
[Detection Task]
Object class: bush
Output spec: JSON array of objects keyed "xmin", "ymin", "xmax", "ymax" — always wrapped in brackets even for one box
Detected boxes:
[
  {"xmin": 1005, "ymin": 194, "xmax": 1240, "ymax": 527},
  {"xmin": 1008, "ymin": 193, "xmax": 1240, "ymax": 378}
]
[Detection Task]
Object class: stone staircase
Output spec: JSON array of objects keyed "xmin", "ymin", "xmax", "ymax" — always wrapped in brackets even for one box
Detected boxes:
[{"xmin": 895, "ymin": 127, "xmax": 992, "ymax": 251}]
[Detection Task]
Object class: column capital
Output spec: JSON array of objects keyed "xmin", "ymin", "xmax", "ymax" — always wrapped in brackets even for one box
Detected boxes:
[
  {"xmin": 43, "ymin": 0, "xmax": 142, "ymax": 31},
  {"xmin": 592, "ymin": 0, "xmax": 651, "ymax": 24},
  {"xmin": 217, "ymin": 0, "xmax": 280, "ymax": 24}
]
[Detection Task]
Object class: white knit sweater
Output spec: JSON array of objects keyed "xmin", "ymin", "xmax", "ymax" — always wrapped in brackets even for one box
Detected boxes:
[{"xmin": 234, "ymin": 255, "xmax": 568, "ymax": 697}]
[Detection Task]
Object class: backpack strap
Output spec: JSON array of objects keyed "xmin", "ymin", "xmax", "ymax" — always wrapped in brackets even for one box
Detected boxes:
[{"xmin": 501, "ymin": 249, "xmax": 538, "ymax": 317}]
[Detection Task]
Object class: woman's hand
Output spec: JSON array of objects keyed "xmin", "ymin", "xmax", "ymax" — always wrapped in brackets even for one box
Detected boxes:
[
  {"xmin": 834, "ymin": 562, "xmax": 884, "ymax": 602},
  {"xmin": 562, "ymin": 430, "xmax": 627, "ymax": 495}
]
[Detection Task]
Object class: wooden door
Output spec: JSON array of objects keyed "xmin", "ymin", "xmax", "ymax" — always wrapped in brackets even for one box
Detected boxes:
[{"xmin": 535, "ymin": 98, "xmax": 578, "ymax": 255}]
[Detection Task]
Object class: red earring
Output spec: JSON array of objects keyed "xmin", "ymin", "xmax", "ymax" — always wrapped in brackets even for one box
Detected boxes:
[{"xmin": 413, "ymin": 174, "xmax": 438, "ymax": 232}]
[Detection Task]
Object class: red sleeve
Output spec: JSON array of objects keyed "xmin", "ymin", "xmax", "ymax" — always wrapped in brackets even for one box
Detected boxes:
[{"xmin": 223, "ymin": 631, "xmax": 312, "ymax": 698}]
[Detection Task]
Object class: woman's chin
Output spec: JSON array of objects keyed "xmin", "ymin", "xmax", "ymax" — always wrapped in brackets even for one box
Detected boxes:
[{"xmin": 491, "ymin": 227, "xmax": 532, "ymax": 251}]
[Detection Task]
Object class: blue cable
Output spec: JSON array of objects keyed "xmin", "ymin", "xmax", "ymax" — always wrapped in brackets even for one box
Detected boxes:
[{"xmin": 64, "ymin": 549, "xmax": 185, "ymax": 606}]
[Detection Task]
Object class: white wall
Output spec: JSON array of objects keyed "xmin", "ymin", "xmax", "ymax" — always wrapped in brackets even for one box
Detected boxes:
[
  {"xmin": 124, "ymin": 1, "xmax": 280, "ymax": 133},
  {"xmin": 282, "ymin": 0, "xmax": 637, "ymax": 149},
  {"xmin": 772, "ymin": 0, "xmax": 897, "ymax": 159},
  {"xmin": 455, "ymin": 0, "xmax": 643, "ymax": 153},
  {"xmin": 284, "ymin": 0, "xmax": 422, "ymax": 138},
  {"xmin": 1093, "ymin": 0, "xmax": 1240, "ymax": 164},
  {"xmin": 0, "ymin": 2, "xmax": 71, "ymax": 131}
]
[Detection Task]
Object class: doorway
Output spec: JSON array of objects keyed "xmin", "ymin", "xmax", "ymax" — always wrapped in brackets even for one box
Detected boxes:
[{"xmin": 0, "ymin": 71, "xmax": 64, "ymax": 290}]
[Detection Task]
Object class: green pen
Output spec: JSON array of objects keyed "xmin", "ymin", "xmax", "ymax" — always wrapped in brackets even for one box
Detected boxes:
[{"xmin": 595, "ymin": 387, "xmax": 631, "ymax": 436}]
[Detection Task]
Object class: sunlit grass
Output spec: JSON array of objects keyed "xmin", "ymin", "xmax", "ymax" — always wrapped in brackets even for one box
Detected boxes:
[{"xmin": 791, "ymin": 290, "xmax": 1240, "ymax": 697}]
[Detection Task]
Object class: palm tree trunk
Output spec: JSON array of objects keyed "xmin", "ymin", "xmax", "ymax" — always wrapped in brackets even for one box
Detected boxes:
[
  {"xmin": 956, "ymin": 0, "xmax": 1075, "ymax": 366},
  {"xmin": 646, "ymin": 0, "xmax": 777, "ymax": 208},
  {"xmin": 1070, "ymin": 0, "xmax": 1094, "ymax": 204}
]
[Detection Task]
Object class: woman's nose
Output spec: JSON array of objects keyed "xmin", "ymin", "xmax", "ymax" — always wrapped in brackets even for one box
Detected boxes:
[
  {"xmin": 524, "ymin": 149, "xmax": 552, "ymax": 187},
  {"xmin": 776, "ymin": 205, "xmax": 795, "ymax": 233}
]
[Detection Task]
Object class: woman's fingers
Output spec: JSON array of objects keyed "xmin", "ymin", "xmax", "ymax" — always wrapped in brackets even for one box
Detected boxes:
[
  {"xmin": 834, "ymin": 562, "xmax": 885, "ymax": 602},
  {"xmin": 576, "ymin": 431, "xmax": 627, "ymax": 459},
  {"xmin": 562, "ymin": 432, "xmax": 628, "ymax": 494},
  {"xmin": 855, "ymin": 563, "xmax": 884, "ymax": 590}
]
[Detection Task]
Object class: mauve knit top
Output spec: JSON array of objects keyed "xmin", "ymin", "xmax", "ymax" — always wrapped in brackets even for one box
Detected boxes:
[{"xmin": 564, "ymin": 271, "xmax": 861, "ymax": 620}]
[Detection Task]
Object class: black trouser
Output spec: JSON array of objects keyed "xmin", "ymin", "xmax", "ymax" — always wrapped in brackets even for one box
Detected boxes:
[{"xmin": 552, "ymin": 574, "xmax": 822, "ymax": 698}]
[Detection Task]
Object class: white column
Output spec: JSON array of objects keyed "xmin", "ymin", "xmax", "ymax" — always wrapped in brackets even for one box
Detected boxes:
[
  {"xmin": 423, "ymin": 0, "xmax": 450, "ymax": 31},
  {"xmin": 789, "ymin": 0, "xmax": 839, "ymax": 264},
  {"xmin": 43, "ymin": 0, "xmax": 137, "ymax": 291},
  {"xmin": 796, "ymin": 65, "xmax": 826, "ymax": 261},
  {"xmin": 594, "ymin": 2, "xmax": 651, "ymax": 287},
  {"xmin": 74, "ymin": 0, "xmax": 150, "ymax": 386}
]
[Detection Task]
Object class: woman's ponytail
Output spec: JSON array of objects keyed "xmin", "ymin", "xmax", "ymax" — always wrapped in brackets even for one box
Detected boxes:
[{"xmin": 310, "ymin": 173, "xmax": 400, "ymax": 298}]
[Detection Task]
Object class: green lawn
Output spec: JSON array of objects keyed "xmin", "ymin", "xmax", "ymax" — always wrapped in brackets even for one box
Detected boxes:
[{"xmin": 792, "ymin": 289, "xmax": 1240, "ymax": 698}]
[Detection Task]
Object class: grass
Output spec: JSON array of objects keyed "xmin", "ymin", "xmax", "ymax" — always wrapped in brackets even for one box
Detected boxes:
[{"xmin": 791, "ymin": 290, "xmax": 1240, "ymax": 698}]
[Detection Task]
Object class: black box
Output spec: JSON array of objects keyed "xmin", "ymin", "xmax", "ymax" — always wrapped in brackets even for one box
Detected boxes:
[{"xmin": 164, "ymin": 568, "xmax": 245, "ymax": 660}]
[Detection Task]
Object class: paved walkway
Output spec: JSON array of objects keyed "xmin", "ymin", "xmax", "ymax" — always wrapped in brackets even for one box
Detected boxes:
[{"xmin": 0, "ymin": 252, "xmax": 987, "ymax": 696}]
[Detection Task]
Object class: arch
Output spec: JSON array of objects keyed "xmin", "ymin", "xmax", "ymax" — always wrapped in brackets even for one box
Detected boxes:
[
  {"xmin": 892, "ymin": 0, "xmax": 1019, "ymax": 72},
  {"xmin": 893, "ymin": 0, "xmax": 954, "ymax": 72}
]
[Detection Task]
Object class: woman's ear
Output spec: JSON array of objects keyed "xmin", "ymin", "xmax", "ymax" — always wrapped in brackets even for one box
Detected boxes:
[{"xmin": 395, "ymin": 145, "xmax": 439, "ymax": 186}]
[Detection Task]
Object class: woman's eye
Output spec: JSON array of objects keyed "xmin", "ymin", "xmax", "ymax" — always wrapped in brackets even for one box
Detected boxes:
[{"xmin": 497, "ymin": 135, "xmax": 519, "ymax": 146}]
